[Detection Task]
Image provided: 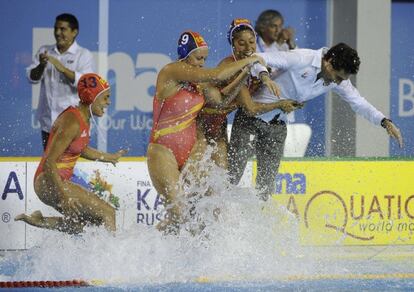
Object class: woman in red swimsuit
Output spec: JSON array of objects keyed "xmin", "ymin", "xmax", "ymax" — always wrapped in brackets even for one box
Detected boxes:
[
  {"xmin": 147, "ymin": 31, "xmax": 264, "ymax": 232},
  {"xmin": 15, "ymin": 73, "xmax": 127, "ymax": 233},
  {"xmin": 198, "ymin": 19, "xmax": 303, "ymax": 170}
]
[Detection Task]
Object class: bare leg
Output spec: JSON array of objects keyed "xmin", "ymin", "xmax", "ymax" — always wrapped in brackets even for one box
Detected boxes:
[
  {"xmin": 14, "ymin": 210, "xmax": 60, "ymax": 228},
  {"xmin": 211, "ymin": 138, "xmax": 229, "ymax": 170},
  {"xmin": 147, "ymin": 143, "xmax": 182, "ymax": 234},
  {"xmin": 183, "ymin": 133, "xmax": 222, "ymax": 232},
  {"xmin": 15, "ymin": 210, "xmax": 84, "ymax": 234},
  {"xmin": 183, "ymin": 126, "xmax": 214, "ymax": 182},
  {"xmin": 34, "ymin": 173, "xmax": 116, "ymax": 233},
  {"xmin": 60, "ymin": 182, "xmax": 116, "ymax": 232}
]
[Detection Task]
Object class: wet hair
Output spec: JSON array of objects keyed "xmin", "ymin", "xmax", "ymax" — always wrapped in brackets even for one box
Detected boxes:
[
  {"xmin": 255, "ymin": 10, "xmax": 284, "ymax": 38},
  {"xmin": 324, "ymin": 43, "xmax": 360, "ymax": 74},
  {"xmin": 56, "ymin": 13, "xmax": 79, "ymax": 31}
]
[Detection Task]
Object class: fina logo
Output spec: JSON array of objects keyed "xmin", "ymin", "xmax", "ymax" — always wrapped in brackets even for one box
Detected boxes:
[
  {"xmin": 108, "ymin": 52, "xmax": 171, "ymax": 112},
  {"xmin": 137, "ymin": 180, "xmax": 164, "ymax": 225},
  {"xmin": 275, "ymin": 173, "xmax": 306, "ymax": 194}
]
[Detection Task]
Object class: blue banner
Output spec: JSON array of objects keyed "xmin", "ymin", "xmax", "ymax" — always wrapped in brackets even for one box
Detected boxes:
[
  {"xmin": 390, "ymin": 1, "xmax": 414, "ymax": 156},
  {"xmin": 0, "ymin": 0, "xmax": 327, "ymax": 156}
]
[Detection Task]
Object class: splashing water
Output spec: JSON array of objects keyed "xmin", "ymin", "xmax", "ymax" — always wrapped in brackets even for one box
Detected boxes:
[{"xmin": 1, "ymin": 147, "xmax": 412, "ymax": 285}]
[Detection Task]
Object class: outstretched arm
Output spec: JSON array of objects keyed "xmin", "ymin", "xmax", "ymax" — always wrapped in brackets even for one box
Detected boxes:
[
  {"xmin": 81, "ymin": 147, "xmax": 128, "ymax": 166},
  {"xmin": 238, "ymin": 86, "xmax": 303, "ymax": 116},
  {"xmin": 202, "ymin": 67, "xmax": 249, "ymax": 109},
  {"xmin": 334, "ymin": 80, "xmax": 403, "ymax": 148},
  {"xmin": 258, "ymin": 72, "xmax": 281, "ymax": 97},
  {"xmin": 160, "ymin": 55, "xmax": 262, "ymax": 86},
  {"xmin": 381, "ymin": 118, "xmax": 403, "ymax": 148}
]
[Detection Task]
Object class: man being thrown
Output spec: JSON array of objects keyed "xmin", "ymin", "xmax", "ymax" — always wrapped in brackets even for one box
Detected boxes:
[
  {"xmin": 15, "ymin": 73, "xmax": 127, "ymax": 233},
  {"xmin": 198, "ymin": 18, "xmax": 303, "ymax": 170},
  {"xmin": 229, "ymin": 43, "xmax": 403, "ymax": 201}
]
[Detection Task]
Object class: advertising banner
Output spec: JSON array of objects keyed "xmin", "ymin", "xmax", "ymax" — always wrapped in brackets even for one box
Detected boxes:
[
  {"xmin": 0, "ymin": 158, "xmax": 255, "ymax": 249},
  {"xmin": 3, "ymin": 158, "xmax": 412, "ymax": 249},
  {"xmin": 264, "ymin": 161, "xmax": 414, "ymax": 245},
  {"xmin": 390, "ymin": 1, "xmax": 414, "ymax": 156},
  {"xmin": 0, "ymin": 162, "xmax": 26, "ymax": 250},
  {"xmin": 0, "ymin": 0, "xmax": 327, "ymax": 157}
]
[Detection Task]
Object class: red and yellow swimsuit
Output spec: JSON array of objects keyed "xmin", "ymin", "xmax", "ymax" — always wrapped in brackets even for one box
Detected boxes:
[
  {"xmin": 35, "ymin": 106, "xmax": 90, "ymax": 181},
  {"xmin": 199, "ymin": 56, "xmax": 260, "ymax": 139},
  {"xmin": 198, "ymin": 106, "xmax": 235, "ymax": 139},
  {"xmin": 150, "ymin": 84, "xmax": 205, "ymax": 169},
  {"xmin": 198, "ymin": 56, "xmax": 239, "ymax": 139}
]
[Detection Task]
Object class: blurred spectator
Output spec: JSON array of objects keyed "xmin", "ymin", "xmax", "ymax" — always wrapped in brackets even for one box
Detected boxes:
[{"xmin": 255, "ymin": 9, "xmax": 296, "ymax": 53}]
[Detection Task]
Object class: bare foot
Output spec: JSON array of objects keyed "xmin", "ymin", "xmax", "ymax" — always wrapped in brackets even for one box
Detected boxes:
[
  {"xmin": 14, "ymin": 210, "xmax": 44, "ymax": 225},
  {"xmin": 14, "ymin": 213, "xmax": 27, "ymax": 221}
]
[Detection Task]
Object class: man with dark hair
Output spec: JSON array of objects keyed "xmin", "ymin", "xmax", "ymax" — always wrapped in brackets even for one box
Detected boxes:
[
  {"xmin": 323, "ymin": 42, "xmax": 360, "ymax": 73},
  {"xmin": 55, "ymin": 13, "xmax": 79, "ymax": 30},
  {"xmin": 228, "ymin": 43, "xmax": 403, "ymax": 200},
  {"xmin": 27, "ymin": 13, "xmax": 95, "ymax": 150}
]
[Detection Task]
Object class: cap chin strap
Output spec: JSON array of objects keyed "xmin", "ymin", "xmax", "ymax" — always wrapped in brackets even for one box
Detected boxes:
[
  {"xmin": 231, "ymin": 43, "xmax": 238, "ymax": 61},
  {"xmin": 86, "ymin": 87, "xmax": 110, "ymax": 144},
  {"xmin": 89, "ymin": 105, "xmax": 107, "ymax": 144}
]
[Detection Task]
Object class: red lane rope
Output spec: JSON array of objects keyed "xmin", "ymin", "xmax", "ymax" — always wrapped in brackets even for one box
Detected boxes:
[{"xmin": 0, "ymin": 279, "xmax": 89, "ymax": 288}]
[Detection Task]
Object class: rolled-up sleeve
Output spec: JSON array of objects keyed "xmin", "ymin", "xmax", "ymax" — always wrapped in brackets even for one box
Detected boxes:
[
  {"xmin": 250, "ymin": 62, "xmax": 268, "ymax": 78},
  {"xmin": 333, "ymin": 80, "xmax": 385, "ymax": 125},
  {"xmin": 73, "ymin": 49, "xmax": 96, "ymax": 86}
]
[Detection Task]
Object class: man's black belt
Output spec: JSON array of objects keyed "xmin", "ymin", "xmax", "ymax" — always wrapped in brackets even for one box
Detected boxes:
[{"xmin": 268, "ymin": 114, "xmax": 285, "ymax": 125}]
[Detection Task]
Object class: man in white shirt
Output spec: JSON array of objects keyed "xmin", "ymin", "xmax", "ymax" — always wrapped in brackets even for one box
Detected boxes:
[
  {"xmin": 27, "ymin": 13, "xmax": 95, "ymax": 149},
  {"xmin": 228, "ymin": 43, "xmax": 403, "ymax": 201}
]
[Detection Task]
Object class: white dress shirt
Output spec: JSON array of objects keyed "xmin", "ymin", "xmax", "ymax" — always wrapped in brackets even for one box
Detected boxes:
[
  {"xmin": 26, "ymin": 41, "xmax": 95, "ymax": 132},
  {"xmin": 256, "ymin": 36, "xmax": 290, "ymax": 53},
  {"xmin": 253, "ymin": 48, "xmax": 386, "ymax": 125},
  {"xmin": 256, "ymin": 36, "xmax": 296, "ymax": 122}
]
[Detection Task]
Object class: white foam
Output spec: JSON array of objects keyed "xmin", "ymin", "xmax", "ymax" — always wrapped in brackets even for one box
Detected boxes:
[{"xmin": 1, "ymin": 147, "xmax": 411, "ymax": 284}]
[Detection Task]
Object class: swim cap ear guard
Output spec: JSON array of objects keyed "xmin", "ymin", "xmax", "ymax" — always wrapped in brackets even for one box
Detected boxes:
[
  {"xmin": 77, "ymin": 73, "xmax": 110, "ymax": 105},
  {"xmin": 227, "ymin": 18, "xmax": 256, "ymax": 45},
  {"xmin": 177, "ymin": 31, "xmax": 208, "ymax": 60}
]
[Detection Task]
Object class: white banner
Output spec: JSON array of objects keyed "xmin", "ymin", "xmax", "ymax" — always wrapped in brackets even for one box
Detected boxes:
[{"xmin": 0, "ymin": 159, "xmax": 253, "ymax": 250}]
